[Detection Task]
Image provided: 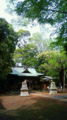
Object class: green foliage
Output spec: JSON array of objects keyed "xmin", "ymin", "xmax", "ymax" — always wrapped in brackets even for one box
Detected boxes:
[
  {"xmin": 14, "ymin": 43, "xmax": 38, "ymax": 67},
  {"xmin": 0, "ymin": 18, "xmax": 18, "ymax": 78},
  {"xmin": 51, "ymin": 22, "xmax": 67, "ymax": 52},
  {"xmin": 37, "ymin": 51, "xmax": 67, "ymax": 83},
  {"xmin": 17, "ymin": 29, "xmax": 30, "ymax": 37},
  {"xmin": 15, "ymin": 0, "xmax": 54, "ymax": 23},
  {"xmin": 13, "ymin": 0, "xmax": 67, "ymax": 23}
]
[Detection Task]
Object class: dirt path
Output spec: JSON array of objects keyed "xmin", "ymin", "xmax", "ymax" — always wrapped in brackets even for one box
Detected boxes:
[
  {"xmin": 0, "ymin": 94, "xmax": 41, "ymax": 110},
  {"xmin": 0, "ymin": 92, "xmax": 67, "ymax": 110}
]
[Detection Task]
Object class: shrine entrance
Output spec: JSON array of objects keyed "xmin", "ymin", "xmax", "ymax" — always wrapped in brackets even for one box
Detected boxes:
[{"xmin": 10, "ymin": 66, "xmax": 43, "ymax": 93}]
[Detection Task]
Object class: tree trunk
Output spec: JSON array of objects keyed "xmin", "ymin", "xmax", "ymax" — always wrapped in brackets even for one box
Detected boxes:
[{"xmin": 59, "ymin": 67, "xmax": 65, "ymax": 90}]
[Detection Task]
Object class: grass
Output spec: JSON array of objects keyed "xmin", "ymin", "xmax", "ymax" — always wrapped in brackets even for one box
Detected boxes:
[{"xmin": 0, "ymin": 96, "xmax": 67, "ymax": 120}]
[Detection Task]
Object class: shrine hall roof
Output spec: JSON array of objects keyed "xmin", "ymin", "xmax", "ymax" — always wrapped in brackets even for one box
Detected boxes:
[{"xmin": 11, "ymin": 67, "xmax": 43, "ymax": 77}]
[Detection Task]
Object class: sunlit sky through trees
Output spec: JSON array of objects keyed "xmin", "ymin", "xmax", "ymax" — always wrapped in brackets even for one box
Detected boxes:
[{"xmin": 0, "ymin": 0, "xmax": 57, "ymax": 39}]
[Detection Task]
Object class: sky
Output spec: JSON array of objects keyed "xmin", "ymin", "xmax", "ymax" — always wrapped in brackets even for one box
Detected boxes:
[
  {"xmin": 0, "ymin": 0, "xmax": 40, "ymax": 31},
  {"xmin": 0, "ymin": 0, "xmax": 56, "ymax": 39},
  {"xmin": 0, "ymin": 0, "xmax": 12, "ymax": 22}
]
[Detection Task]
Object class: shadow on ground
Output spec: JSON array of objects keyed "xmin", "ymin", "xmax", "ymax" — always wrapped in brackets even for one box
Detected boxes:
[
  {"xmin": 0, "ymin": 99, "xmax": 5, "ymax": 110},
  {"xmin": 0, "ymin": 96, "xmax": 67, "ymax": 120}
]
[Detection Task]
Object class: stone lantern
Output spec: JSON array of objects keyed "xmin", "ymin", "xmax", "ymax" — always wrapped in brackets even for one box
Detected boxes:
[
  {"xmin": 20, "ymin": 80, "xmax": 29, "ymax": 96},
  {"xmin": 49, "ymin": 80, "xmax": 57, "ymax": 94}
]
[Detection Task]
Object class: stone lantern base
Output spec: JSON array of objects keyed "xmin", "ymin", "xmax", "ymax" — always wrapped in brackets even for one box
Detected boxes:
[{"xmin": 20, "ymin": 91, "xmax": 29, "ymax": 96}]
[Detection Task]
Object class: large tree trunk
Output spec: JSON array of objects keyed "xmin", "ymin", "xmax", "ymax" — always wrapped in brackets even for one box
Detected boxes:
[{"xmin": 59, "ymin": 67, "xmax": 65, "ymax": 90}]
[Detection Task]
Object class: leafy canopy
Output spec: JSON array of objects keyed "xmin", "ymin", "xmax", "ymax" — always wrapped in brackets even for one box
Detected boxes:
[
  {"xmin": 37, "ymin": 51, "xmax": 67, "ymax": 87},
  {"xmin": 37, "ymin": 51, "xmax": 67, "ymax": 82},
  {"xmin": 9, "ymin": 0, "xmax": 67, "ymax": 52},
  {"xmin": 13, "ymin": 43, "xmax": 38, "ymax": 67}
]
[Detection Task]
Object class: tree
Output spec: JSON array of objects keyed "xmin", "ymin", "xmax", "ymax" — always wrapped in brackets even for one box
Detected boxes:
[
  {"xmin": 37, "ymin": 51, "xmax": 67, "ymax": 89},
  {"xmin": 9, "ymin": 0, "xmax": 67, "ymax": 52},
  {"xmin": 51, "ymin": 22, "xmax": 67, "ymax": 52},
  {"xmin": 17, "ymin": 29, "xmax": 30, "ymax": 47},
  {"xmin": 0, "ymin": 18, "xmax": 18, "ymax": 78},
  {"xmin": 13, "ymin": 43, "xmax": 38, "ymax": 67}
]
